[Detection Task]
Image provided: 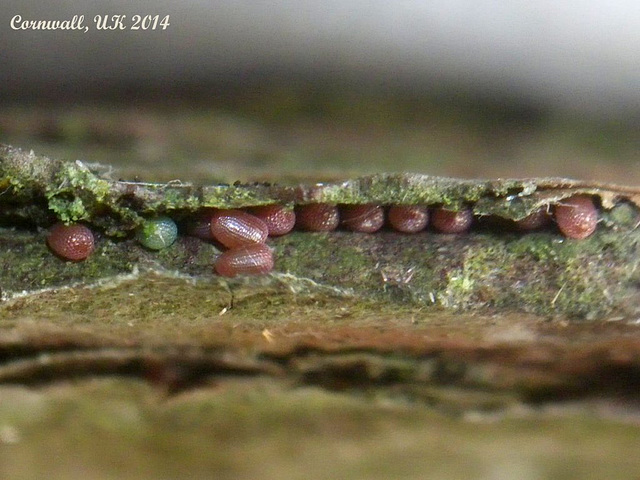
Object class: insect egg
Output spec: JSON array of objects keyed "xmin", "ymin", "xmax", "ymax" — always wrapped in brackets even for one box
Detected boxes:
[
  {"xmin": 249, "ymin": 205, "xmax": 296, "ymax": 236},
  {"xmin": 340, "ymin": 204, "xmax": 384, "ymax": 233},
  {"xmin": 431, "ymin": 207, "xmax": 474, "ymax": 234},
  {"xmin": 47, "ymin": 222, "xmax": 95, "ymax": 261},
  {"xmin": 210, "ymin": 209, "xmax": 269, "ymax": 248},
  {"xmin": 554, "ymin": 195, "xmax": 598, "ymax": 239},
  {"xmin": 185, "ymin": 209, "xmax": 217, "ymax": 240},
  {"xmin": 388, "ymin": 205, "xmax": 429, "ymax": 233},
  {"xmin": 214, "ymin": 243, "xmax": 274, "ymax": 277},
  {"xmin": 515, "ymin": 207, "xmax": 551, "ymax": 231},
  {"xmin": 136, "ymin": 216, "xmax": 178, "ymax": 250},
  {"xmin": 295, "ymin": 204, "xmax": 340, "ymax": 232}
]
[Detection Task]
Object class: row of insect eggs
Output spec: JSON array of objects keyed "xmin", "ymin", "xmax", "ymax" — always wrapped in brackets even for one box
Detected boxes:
[{"xmin": 46, "ymin": 195, "xmax": 598, "ymax": 276}]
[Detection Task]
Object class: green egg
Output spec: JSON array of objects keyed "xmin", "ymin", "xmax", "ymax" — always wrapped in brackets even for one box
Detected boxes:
[{"xmin": 136, "ymin": 216, "xmax": 178, "ymax": 250}]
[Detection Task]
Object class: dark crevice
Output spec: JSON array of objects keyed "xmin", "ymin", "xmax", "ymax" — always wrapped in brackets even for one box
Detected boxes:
[{"xmin": 1, "ymin": 337, "xmax": 640, "ymax": 408}]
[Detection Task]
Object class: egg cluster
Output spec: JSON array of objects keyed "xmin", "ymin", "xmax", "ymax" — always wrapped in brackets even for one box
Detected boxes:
[
  {"xmin": 46, "ymin": 194, "xmax": 599, "ymax": 275},
  {"xmin": 187, "ymin": 208, "xmax": 288, "ymax": 277}
]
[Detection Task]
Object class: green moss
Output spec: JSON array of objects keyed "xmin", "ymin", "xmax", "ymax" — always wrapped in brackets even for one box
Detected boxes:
[
  {"xmin": 1, "ymin": 219, "xmax": 638, "ymax": 318},
  {"xmin": 2, "ymin": 144, "xmax": 640, "ymax": 317},
  {"xmin": 437, "ymin": 245, "xmax": 500, "ymax": 310},
  {"xmin": 3, "ymin": 144, "xmax": 640, "ymax": 233},
  {"xmin": 47, "ymin": 196, "xmax": 89, "ymax": 223},
  {"xmin": 0, "ymin": 228, "xmax": 138, "ymax": 295},
  {"xmin": 275, "ymin": 232, "xmax": 375, "ymax": 291},
  {"xmin": 602, "ymin": 202, "xmax": 640, "ymax": 229}
]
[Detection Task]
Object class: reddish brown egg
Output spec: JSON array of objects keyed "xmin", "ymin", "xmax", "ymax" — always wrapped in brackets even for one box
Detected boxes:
[
  {"xmin": 554, "ymin": 195, "xmax": 598, "ymax": 239},
  {"xmin": 186, "ymin": 209, "xmax": 217, "ymax": 240},
  {"xmin": 214, "ymin": 243, "xmax": 274, "ymax": 277},
  {"xmin": 249, "ymin": 205, "xmax": 296, "ymax": 236},
  {"xmin": 388, "ymin": 205, "xmax": 429, "ymax": 233},
  {"xmin": 210, "ymin": 209, "xmax": 268, "ymax": 248},
  {"xmin": 515, "ymin": 207, "xmax": 551, "ymax": 231},
  {"xmin": 47, "ymin": 222, "xmax": 95, "ymax": 261},
  {"xmin": 340, "ymin": 204, "xmax": 384, "ymax": 233},
  {"xmin": 295, "ymin": 204, "xmax": 340, "ymax": 231},
  {"xmin": 431, "ymin": 207, "xmax": 473, "ymax": 234}
]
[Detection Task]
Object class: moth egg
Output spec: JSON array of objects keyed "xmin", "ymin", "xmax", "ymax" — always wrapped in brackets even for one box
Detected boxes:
[
  {"xmin": 214, "ymin": 243, "xmax": 274, "ymax": 277},
  {"xmin": 47, "ymin": 223, "xmax": 95, "ymax": 261},
  {"xmin": 340, "ymin": 204, "xmax": 384, "ymax": 233},
  {"xmin": 295, "ymin": 204, "xmax": 340, "ymax": 232},
  {"xmin": 388, "ymin": 205, "xmax": 429, "ymax": 233},
  {"xmin": 554, "ymin": 195, "xmax": 598, "ymax": 239},
  {"xmin": 431, "ymin": 207, "xmax": 473, "ymax": 234},
  {"xmin": 210, "ymin": 209, "xmax": 269, "ymax": 248},
  {"xmin": 137, "ymin": 216, "xmax": 178, "ymax": 250},
  {"xmin": 515, "ymin": 207, "xmax": 551, "ymax": 231},
  {"xmin": 249, "ymin": 205, "xmax": 296, "ymax": 237}
]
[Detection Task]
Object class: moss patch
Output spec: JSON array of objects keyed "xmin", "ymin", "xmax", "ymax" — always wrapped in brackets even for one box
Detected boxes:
[{"xmin": 1, "ymin": 221, "xmax": 639, "ymax": 319}]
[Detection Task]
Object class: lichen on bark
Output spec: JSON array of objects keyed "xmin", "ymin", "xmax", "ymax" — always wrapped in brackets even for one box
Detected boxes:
[{"xmin": 1, "ymin": 143, "xmax": 639, "ymax": 318}]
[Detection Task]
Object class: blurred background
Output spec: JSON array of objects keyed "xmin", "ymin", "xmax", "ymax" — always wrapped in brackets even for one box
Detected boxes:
[{"xmin": 1, "ymin": 0, "xmax": 638, "ymax": 184}]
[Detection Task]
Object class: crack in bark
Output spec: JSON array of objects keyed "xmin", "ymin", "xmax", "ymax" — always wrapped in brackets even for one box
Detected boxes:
[{"xmin": 1, "ymin": 340, "xmax": 639, "ymax": 407}]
